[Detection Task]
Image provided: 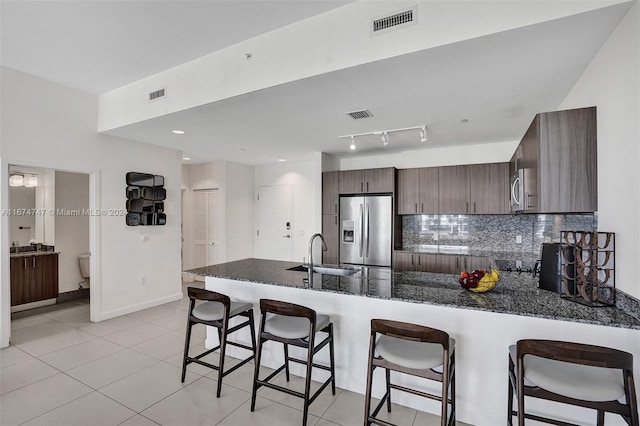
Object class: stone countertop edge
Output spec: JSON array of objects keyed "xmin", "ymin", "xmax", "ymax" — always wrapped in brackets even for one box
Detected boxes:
[
  {"xmin": 186, "ymin": 258, "xmax": 640, "ymax": 331},
  {"xmin": 9, "ymin": 251, "xmax": 60, "ymax": 258}
]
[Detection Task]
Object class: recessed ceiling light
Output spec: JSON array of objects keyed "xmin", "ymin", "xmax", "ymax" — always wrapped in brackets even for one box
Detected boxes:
[
  {"xmin": 278, "ymin": 159, "xmax": 286, "ymax": 162},
  {"xmin": 182, "ymin": 157, "xmax": 191, "ymax": 161},
  {"xmin": 172, "ymin": 129, "xmax": 185, "ymax": 134}
]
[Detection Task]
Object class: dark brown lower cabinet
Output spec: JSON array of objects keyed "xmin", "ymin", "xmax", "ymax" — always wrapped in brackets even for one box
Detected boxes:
[
  {"xmin": 10, "ymin": 253, "xmax": 59, "ymax": 306},
  {"xmin": 393, "ymin": 252, "xmax": 439, "ymax": 272},
  {"xmin": 393, "ymin": 252, "xmax": 492, "ymax": 274},
  {"xmin": 438, "ymin": 255, "xmax": 490, "ymax": 274}
]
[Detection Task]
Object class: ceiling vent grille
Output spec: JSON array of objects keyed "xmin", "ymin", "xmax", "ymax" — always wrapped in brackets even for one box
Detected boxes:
[
  {"xmin": 371, "ymin": 7, "xmax": 416, "ymax": 35},
  {"xmin": 346, "ymin": 109, "xmax": 373, "ymax": 120},
  {"xmin": 148, "ymin": 87, "xmax": 166, "ymax": 102}
]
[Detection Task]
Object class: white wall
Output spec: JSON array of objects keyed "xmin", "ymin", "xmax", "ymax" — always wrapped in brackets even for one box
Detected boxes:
[
  {"xmin": 183, "ymin": 160, "xmax": 255, "ymax": 269},
  {"xmin": 55, "ymin": 171, "xmax": 90, "ymax": 293},
  {"xmin": 558, "ymin": 2, "xmax": 640, "ymax": 299},
  {"xmin": 0, "ymin": 68, "xmax": 183, "ymax": 347},
  {"xmin": 254, "ymin": 158, "xmax": 322, "ymax": 263}
]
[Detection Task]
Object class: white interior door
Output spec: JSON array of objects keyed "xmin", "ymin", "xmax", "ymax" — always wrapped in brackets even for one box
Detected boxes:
[
  {"xmin": 258, "ymin": 184, "xmax": 292, "ymax": 261},
  {"xmin": 194, "ymin": 189, "xmax": 221, "ymax": 267}
]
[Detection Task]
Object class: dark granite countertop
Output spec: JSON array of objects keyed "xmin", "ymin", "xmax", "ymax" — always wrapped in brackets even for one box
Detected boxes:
[{"xmin": 187, "ymin": 258, "xmax": 640, "ymax": 331}]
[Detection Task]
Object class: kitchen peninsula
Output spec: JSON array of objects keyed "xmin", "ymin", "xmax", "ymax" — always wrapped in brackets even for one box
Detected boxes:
[{"xmin": 189, "ymin": 258, "xmax": 640, "ymax": 425}]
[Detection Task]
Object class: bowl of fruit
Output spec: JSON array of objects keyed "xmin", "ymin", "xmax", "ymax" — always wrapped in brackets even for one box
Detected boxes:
[{"xmin": 458, "ymin": 268, "xmax": 500, "ymax": 293}]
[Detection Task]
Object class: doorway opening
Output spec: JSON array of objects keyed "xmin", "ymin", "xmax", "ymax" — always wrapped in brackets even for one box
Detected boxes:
[{"xmin": 8, "ymin": 165, "xmax": 91, "ymax": 318}]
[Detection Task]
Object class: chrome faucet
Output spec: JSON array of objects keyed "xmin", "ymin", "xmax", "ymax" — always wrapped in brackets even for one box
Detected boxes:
[
  {"xmin": 308, "ymin": 233, "xmax": 327, "ymax": 267},
  {"xmin": 307, "ymin": 233, "xmax": 327, "ymax": 286}
]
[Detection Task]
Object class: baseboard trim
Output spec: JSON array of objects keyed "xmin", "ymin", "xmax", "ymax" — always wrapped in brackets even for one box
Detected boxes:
[
  {"xmin": 57, "ymin": 288, "xmax": 90, "ymax": 303},
  {"xmin": 92, "ymin": 292, "xmax": 183, "ymax": 322}
]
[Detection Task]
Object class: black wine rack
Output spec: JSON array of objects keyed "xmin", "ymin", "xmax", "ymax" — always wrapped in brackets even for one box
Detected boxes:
[{"xmin": 560, "ymin": 230, "xmax": 615, "ymax": 307}]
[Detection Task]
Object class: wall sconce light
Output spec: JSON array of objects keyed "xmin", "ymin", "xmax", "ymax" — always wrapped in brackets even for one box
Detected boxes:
[
  {"xmin": 24, "ymin": 175, "xmax": 38, "ymax": 187},
  {"xmin": 9, "ymin": 173, "xmax": 24, "ymax": 187}
]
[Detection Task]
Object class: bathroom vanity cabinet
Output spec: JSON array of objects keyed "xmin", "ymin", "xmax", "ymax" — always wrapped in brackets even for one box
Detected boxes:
[{"xmin": 10, "ymin": 253, "xmax": 59, "ymax": 306}]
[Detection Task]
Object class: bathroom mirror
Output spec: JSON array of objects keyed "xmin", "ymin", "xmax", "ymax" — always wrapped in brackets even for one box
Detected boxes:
[{"xmin": 8, "ymin": 165, "xmax": 55, "ymax": 246}]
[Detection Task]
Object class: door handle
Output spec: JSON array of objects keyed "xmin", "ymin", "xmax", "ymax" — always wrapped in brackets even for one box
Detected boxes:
[
  {"xmin": 359, "ymin": 204, "xmax": 364, "ymax": 258},
  {"xmin": 33, "ymin": 256, "xmax": 36, "ymax": 268},
  {"xmin": 283, "ymin": 235, "xmax": 291, "ymax": 238},
  {"xmin": 365, "ymin": 203, "xmax": 370, "ymax": 258}
]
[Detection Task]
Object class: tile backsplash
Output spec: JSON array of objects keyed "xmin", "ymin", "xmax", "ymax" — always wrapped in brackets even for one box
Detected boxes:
[{"xmin": 402, "ymin": 213, "xmax": 597, "ymax": 258}]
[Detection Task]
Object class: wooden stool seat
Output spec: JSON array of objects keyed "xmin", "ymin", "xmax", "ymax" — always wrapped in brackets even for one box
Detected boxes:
[
  {"xmin": 181, "ymin": 287, "xmax": 256, "ymax": 398},
  {"xmin": 251, "ymin": 299, "xmax": 336, "ymax": 426},
  {"xmin": 364, "ymin": 319, "xmax": 455, "ymax": 426},
  {"xmin": 193, "ymin": 300, "xmax": 254, "ymax": 322},
  {"xmin": 508, "ymin": 339, "xmax": 638, "ymax": 426},
  {"xmin": 377, "ymin": 335, "xmax": 455, "ymax": 371},
  {"xmin": 264, "ymin": 313, "xmax": 331, "ymax": 339}
]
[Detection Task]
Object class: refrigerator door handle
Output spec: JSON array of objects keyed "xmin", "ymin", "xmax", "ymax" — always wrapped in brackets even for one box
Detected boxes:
[
  {"xmin": 365, "ymin": 203, "xmax": 370, "ymax": 258},
  {"xmin": 359, "ymin": 203, "xmax": 364, "ymax": 258}
]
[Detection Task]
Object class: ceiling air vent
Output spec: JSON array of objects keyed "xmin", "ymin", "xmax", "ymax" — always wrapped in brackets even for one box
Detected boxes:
[
  {"xmin": 371, "ymin": 6, "xmax": 417, "ymax": 35},
  {"xmin": 346, "ymin": 109, "xmax": 373, "ymax": 120},
  {"xmin": 148, "ymin": 87, "xmax": 166, "ymax": 102}
]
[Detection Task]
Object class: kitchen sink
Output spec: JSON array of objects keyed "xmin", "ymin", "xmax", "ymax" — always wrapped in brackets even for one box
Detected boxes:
[{"xmin": 287, "ymin": 264, "xmax": 360, "ymax": 276}]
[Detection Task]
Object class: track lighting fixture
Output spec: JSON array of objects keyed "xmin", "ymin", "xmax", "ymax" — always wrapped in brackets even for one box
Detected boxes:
[
  {"xmin": 420, "ymin": 126, "xmax": 427, "ymax": 142},
  {"xmin": 339, "ymin": 124, "xmax": 428, "ymax": 150}
]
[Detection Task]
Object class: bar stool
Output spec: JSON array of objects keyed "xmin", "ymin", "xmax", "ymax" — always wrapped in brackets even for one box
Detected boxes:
[
  {"xmin": 364, "ymin": 319, "xmax": 455, "ymax": 426},
  {"xmin": 508, "ymin": 339, "xmax": 638, "ymax": 426},
  {"xmin": 251, "ymin": 299, "xmax": 336, "ymax": 426},
  {"xmin": 181, "ymin": 287, "xmax": 256, "ymax": 398}
]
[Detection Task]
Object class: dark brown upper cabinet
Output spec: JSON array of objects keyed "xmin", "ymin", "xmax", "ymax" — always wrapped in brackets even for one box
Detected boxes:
[
  {"xmin": 322, "ymin": 171, "xmax": 340, "ymax": 215},
  {"xmin": 469, "ymin": 163, "xmax": 510, "ymax": 214},
  {"xmin": 339, "ymin": 167, "xmax": 395, "ymax": 194},
  {"xmin": 397, "ymin": 168, "xmax": 439, "ymax": 214},
  {"xmin": 438, "ymin": 165, "xmax": 471, "ymax": 214},
  {"xmin": 512, "ymin": 106, "xmax": 597, "ymax": 213}
]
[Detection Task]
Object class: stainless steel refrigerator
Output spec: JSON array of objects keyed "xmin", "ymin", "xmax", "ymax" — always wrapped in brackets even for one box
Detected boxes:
[{"xmin": 339, "ymin": 195, "xmax": 392, "ymax": 267}]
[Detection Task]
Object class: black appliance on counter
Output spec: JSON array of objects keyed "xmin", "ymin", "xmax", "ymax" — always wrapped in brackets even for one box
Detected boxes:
[{"xmin": 536, "ymin": 243, "xmax": 575, "ymax": 293}]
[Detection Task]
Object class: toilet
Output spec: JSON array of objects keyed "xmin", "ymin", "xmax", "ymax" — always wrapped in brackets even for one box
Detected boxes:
[{"xmin": 78, "ymin": 253, "xmax": 90, "ymax": 279}]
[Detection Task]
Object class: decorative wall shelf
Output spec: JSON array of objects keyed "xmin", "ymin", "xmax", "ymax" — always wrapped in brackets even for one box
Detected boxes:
[{"xmin": 125, "ymin": 172, "xmax": 166, "ymax": 226}]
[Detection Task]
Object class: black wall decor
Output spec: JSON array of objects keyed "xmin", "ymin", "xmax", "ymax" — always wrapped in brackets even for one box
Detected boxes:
[{"xmin": 125, "ymin": 172, "xmax": 166, "ymax": 226}]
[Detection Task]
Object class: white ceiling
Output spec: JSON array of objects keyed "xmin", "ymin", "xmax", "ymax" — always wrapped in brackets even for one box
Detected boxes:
[{"xmin": 1, "ymin": 1, "xmax": 633, "ymax": 165}]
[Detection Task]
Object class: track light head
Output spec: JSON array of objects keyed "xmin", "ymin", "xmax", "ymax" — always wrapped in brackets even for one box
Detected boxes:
[
  {"xmin": 381, "ymin": 132, "xmax": 389, "ymax": 146},
  {"xmin": 350, "ymin": 136, "xmax": 356, "ymax": 150},
  {"xmin": 420, "ymin": 126, "xmax": 427, "ymax": 142}
]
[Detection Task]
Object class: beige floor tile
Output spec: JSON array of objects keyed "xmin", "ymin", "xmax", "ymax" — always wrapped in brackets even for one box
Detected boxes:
[
  {"xmin": 126, "ymin": 305, "xmax": 180, "ymax": 323},
  {"xmin": 39, "ymin": 338, "xmax": 124, "ymax": 371},
  {"xmin": 0, "ymin": 345, "xmax": 33, "ymax": 368},
  {"xmin": 41, "ymin": 304, "xmax": 90, "ymax": 322},
  {"xmin": 149, "ymin": 311, "xmax": 188, "ymax": 330},
  {"xmin": 102, "ymin": 322, "xmax": 171, "ymax": 347},
  {"xmin": 14, "ymin": 327, "xmax": 96, "ymax": 357},
  {"xmin": 0, "ymin": 373, "xmax": 92, "ymax": 426},
  {"xmin": 209, "ymin": 359, "xmax": 265, "ymax": 393},
  {"xmin": 217, "ymin": 396, "xmax": 321, "ymax": 426},
  {"xmin": 118, "ymin": 415, "xmax": 160, "ymax": 426},
  {"xmin": 163, "ymin": 342, "xmax": 218, "ymax": 377},
  {"xmin": 413, "ymin": 409, "xmax": 472, "ymax": 426},
  {"xmin": 79, "ymin": 315, "xmax": 145, "ymax": 337},
  {"xmin": 131, "ymin": 331, "xmax": 193, "ymax": 360},
  {"xmin": 99, "ymin": 361, "xmax": 199, "ymax": 412},
  {"xmin": 256, "ymin": 370, "xmax": 342, "ymax": 417},
  {"xmin": 10, "ymin": 315, "xmax": 51, "ymax": 331},
  {"xmin": 9, "ymin": 321, "xmax": 75, "ymax": 345},
  {"xmin": 21, "ymin": 391, "xmax": 135, "ymax": 426},
  {"xmin": 66, "ymin": 348, "xmax": 159, "ymax": 389},
  {"xmin": 315, "ymin": 419, "xmax": 342, "ymax": 426},
  {"xmin": 141, "ymin": 376, "xmax": 250, "ymax": 426},
  {"xmin": 323, "ymin": 389, "xmax": 418, "ymax": 426},
  {"xmin": 0, "ymin": 358, "xmax": 59, "ymax": 394}
]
